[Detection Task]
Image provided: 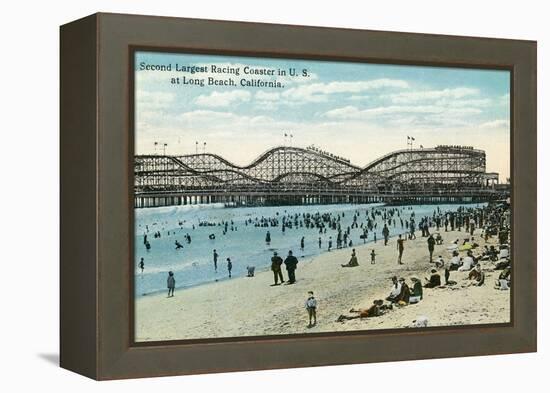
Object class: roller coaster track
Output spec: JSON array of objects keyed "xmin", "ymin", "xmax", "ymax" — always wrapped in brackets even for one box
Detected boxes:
[
  {"xmin": 134, "ymin": 145, "xmax": 506, "ymax": 207},
  {"xmin": 173, "ymin": 146, "xmax": 360, "ymax": 171}
]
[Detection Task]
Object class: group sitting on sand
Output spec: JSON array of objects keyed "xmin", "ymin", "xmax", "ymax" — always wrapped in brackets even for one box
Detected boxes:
[
  {"xmin": 336, "ymin": 201, "xmax": 512, "ymax": 323},
  {"xmin": 386, "ymin": 276, "xmax": 424, "ymax": 305},
  {"xmin": 337, "ymin": 275, "xmax": 424, "ymax": 322},
  {"xmin": 335, "ymin": 201, "xmax": 512, "ymax": 328},
  {"xmin": 335, "ymin": 261, "xmax": 488, "ymax": 324}
]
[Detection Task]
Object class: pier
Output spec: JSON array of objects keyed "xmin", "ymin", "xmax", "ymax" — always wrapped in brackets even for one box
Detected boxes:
[{"xmin": 134, "ymin": 145, "xmax": 508, "ymax": 208}]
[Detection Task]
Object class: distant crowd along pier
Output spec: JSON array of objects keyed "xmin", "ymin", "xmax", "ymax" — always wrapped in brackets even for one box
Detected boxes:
[{"xmin": 134, "ymin": 145, "xmax": 509, "ymax": 208}]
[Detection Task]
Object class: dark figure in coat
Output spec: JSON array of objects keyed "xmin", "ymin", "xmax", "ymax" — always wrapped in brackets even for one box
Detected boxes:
[
  {"xmin": 284, "ymin": 250, "xmax": 299, "ymax": 284},
  {"xmin": 396, "ymin": 278, "xmax": 410, "ymax": 304},
  {"xmin": 270, "ymin": 251, "xmax": 284, "ymax": 285},
  {"xmin": 424, "ymin": 269, "xmax": 441, "ymax": 288},
  {"xmin": 427, "ymin": 235, "xmax": 436, "ymax": 262}
]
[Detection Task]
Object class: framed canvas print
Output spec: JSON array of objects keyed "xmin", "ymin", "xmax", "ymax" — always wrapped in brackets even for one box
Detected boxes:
[{"xmin": 60, "ymin": 13, "xmax": 537, "ymax": 380}]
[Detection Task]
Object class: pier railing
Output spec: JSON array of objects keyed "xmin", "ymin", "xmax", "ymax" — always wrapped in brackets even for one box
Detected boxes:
[{"xmin": 134, "ymin": 187, "xmax": 509, "ymax": 208}]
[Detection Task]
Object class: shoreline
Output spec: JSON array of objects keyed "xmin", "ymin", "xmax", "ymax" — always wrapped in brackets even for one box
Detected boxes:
[
  {"xmin": 135, "ymin": 227, "xmax": 510, "ymax": 341},
  {"xmin": 135, "ymin": 230, "xmax": 403, "ymax": 297},
  {"xmin": 134, "ymin": 202, "xmax": 488, "ymax": 296}
]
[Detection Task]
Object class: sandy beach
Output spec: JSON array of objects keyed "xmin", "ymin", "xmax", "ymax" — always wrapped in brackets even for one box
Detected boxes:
[{"xmin": 135, "ymin": 228, "xmax": 510, "ymax": 342}]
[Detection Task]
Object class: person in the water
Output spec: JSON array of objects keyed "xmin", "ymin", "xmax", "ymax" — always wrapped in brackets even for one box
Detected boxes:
[
  {"xmin": 139, "ymin": 258, "xmax": 145, "ymax": 274},
  {"xmin": 227, "ymin": 257, "xmax": 233, "ymax": 278},
  {"xmin": 213, "ymin": 249, "xmax": 218, "ymax": 272}
]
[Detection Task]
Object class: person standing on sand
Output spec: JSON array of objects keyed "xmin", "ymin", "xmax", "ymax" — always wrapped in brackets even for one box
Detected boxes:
[
  {"xmin": 397, "ymin": 234, "xmax": 406, "ymax": 264},
  {"xmin": 382, "ymin": 224, "xmax": 390, "ymax": 245},
  {"xmin": 409, "ymin": 220, "xmax": 416, "ymax": 239},
  {"xmin": 270, "ymin": 251, "xmax": 284, "ymax": 285},
  {"xmin": 371, "ymin": 249, "xmax": 376, "ymax": 264},
  {"xmin": 227, "ymin": 257, "xmax": 232, "ymax": 278},
  {"xmin": 427, "ymin": 234, "xmax": 436, "ymax": 263},
  {"xmin": 305, "ymin": 291, "xmax": 317, "ymax": 327},
  {"xmin": 284, "ymin": 250, "xmax": 298, "ymax": 284},
  {"xmin": 167, "ymin": 271, "xmax": 175, "ymax": 297},
  {"xmin": 423, "ymin": 221, "xmax": 430, "ymax": 237},
  {"xmin": 213, "ymin": 249, "xmax": 218, "ymax": 272}
]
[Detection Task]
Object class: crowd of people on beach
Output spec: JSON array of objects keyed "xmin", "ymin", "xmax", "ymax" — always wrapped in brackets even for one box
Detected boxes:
[
  {"xmin": 136, "ymin": 200, "xmax": 512, "ymax": 333},
  {"xmin": 335, "ymin": 201, "xmax": 512, "ymax": 326},
  {"xmin": 138, "ymin": 204, "xmax": 421, "ymax": 291}
]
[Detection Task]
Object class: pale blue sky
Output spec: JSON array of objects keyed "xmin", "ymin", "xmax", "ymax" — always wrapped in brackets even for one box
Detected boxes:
[{"xmin": 135, "ymin": 51, "xmax": 510, "ymax": 180}]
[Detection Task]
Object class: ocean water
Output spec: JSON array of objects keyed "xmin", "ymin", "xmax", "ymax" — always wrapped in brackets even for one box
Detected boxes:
[{"xmin": 134, "ymin": 202, "xmax": 486, "ymax": 297}]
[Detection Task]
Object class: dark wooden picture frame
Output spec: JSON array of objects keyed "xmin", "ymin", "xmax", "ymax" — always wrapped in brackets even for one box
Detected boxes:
[{"xmin": 60, "ymin": 12, "xmax": 537, "ymax": 380}]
